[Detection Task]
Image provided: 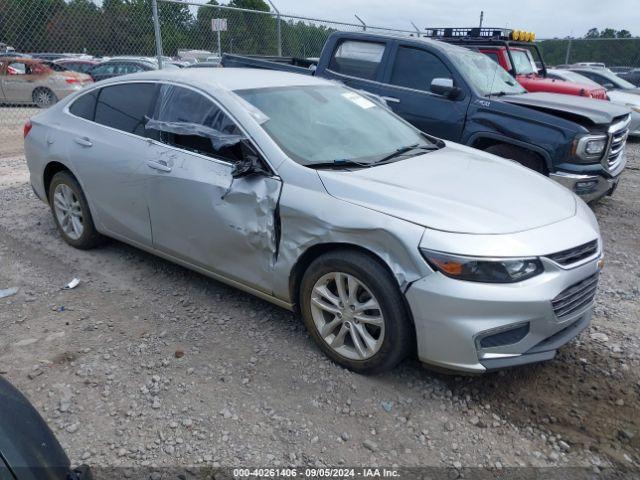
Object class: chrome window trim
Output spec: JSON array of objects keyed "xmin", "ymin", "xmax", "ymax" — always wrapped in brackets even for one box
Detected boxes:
[
  {"xmin": 63, "ymin": 79, "xmax": 278, "ymax": 174},
  {"xmin": 325, "ymin": 67, "xmax": 452, "ymax": 99}
]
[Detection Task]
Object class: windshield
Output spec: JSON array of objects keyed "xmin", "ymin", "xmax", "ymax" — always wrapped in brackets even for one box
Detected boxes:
[
  {"xmin": 510, "ymin": 49, "xmax": 537, "ymax": 75},
  {"xmin": 447, "ymin": 47, "xmax": 526, "ymax": 96},
  {"xmin": 555, "ymin": 70, "xmax": 601, "ymax": 88},
  {"xmin": 598, "ymin": 69, "xmax": 636, "ymax": 89},
  {"xmin": 235, "ymin": 85, "xmax": 436, "ymax": 166}
]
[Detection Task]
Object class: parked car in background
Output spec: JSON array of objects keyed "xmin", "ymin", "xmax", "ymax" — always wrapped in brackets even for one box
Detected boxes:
[
  {"xmin": 55, "ymin": 58, "xmax": 99, "ymax": 74},
  {"xmin": 30, "ymin": 52, "xmax": 78, "ymax": 61},
  {"xmin": 25, "ymin": 68, "xmax": 605, "ymax": 373},
  {"xmin": 420, "ymin": 29, "xmax": 608, "ymax": 100},
  {"xmin": 0, "ymin": 57, "xmax": 92, "ymax": 107},
  {"xmin": 570, "ymin": 67, "xmax": 640, "ymax": 94},
  {"xmin": 87, "ymin": 58, "xmax": 156, "ymax": 81},
  {"xmin": 573, "ymin": 62, "xmax": 606, "ymax": 69},
  {"xmin": 547, "ymin": 68, "xmax": 640, "ymax": 136},
  {"xmin": 616, "ymin": 68, "xmax": 640, "ymax": 87},
  {"xmin": 609, "ymin": 66, "xmax": 632, "ymax": 74},
  {"xmin": 186, "ymin": 61, "xmax": 222, "ymax": 68},
  {"xmin": 223, "ymin": 31, "xmax": 632, "ymax": 202}
]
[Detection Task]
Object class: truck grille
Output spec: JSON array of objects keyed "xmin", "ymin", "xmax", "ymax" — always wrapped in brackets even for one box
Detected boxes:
[
  {"xmin": 551, "ymin": 273, "xmax": 599, "ymax": 319},
  {"xmin": 547, "ymin": 240, "xmax": 598, "ymax": 266},
  {"xmin": 605, "ymin": 117, "xmax": 630, "ymax": 173}
]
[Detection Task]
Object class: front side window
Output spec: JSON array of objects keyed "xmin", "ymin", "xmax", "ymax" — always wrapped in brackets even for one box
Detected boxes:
[
  {"xmin": 236, "ymin": 85, "xmax": 436, "ymax": 166},
  {"xmin": 390, "ymin": 47, "xmax": 452, "ymax": 92},
  {"xmin": 94, "ymin": 83, "xmax": 157, "ymax": 135},
  {"xmin": 328, "ymin": 40, "xmax": 385, "ymax": 80},
  {"xmin": 146, "ymin": 84, "xmax": 244, "ymax": 162}
]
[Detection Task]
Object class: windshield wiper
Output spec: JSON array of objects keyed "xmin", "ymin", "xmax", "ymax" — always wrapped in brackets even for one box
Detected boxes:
[
  {"xmin": 307, "ymin": 159, "xmax": 372, "ymax": 169},
  {"xmin": 372, "ymin": 143, "xmax": 437, "ymax": 165}
]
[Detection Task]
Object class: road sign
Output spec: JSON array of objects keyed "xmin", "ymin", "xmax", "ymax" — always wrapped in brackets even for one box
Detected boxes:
[{"xmin": 211, "ymin": 18, "xmax": 228, "ymax": 32}]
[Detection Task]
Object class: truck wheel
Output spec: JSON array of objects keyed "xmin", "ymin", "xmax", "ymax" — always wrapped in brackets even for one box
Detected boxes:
[
  {"xmin": 485, "ymin": 144, "xmax": 547, "ymax": 174},
  {"xmin": 299, "ymin": 249, "xmax": 414, "ymax": 374}
]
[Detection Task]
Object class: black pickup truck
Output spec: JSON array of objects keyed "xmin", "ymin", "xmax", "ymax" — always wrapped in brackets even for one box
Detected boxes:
[{"xmin": 222, "ymin": 31, "xmax": 632, "ymax": 202}]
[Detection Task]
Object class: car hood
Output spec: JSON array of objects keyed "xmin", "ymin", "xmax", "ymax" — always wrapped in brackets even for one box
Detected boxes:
[
  {"xmin": 607, "ymin": 89, "xmax": 640, "ymax": 105},
  {"xmin": 317, "ymin": 144, "xmax": 577, "ymax": 235},
  {"xmin": 500, "ymin": 91, "xmax": 631, "ymax": 125}
]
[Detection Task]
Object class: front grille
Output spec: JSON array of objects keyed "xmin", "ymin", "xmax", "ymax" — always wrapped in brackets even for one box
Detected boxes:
[
  {"xmin": 547, "ymin": 240, "xmax": 598, "ymax": 266},
  {"xmin": 552, "ymin": 273, "xmax": 599, "ymax": 319},
  {"xmin": 606, "ymin": 117, "xmax": 629, "ymax": 172}
]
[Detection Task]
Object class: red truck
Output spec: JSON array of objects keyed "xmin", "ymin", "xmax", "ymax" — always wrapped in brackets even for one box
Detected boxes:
[{"xmin": 427, "ymin": 28, "xmax": 608, "ymax": 100}]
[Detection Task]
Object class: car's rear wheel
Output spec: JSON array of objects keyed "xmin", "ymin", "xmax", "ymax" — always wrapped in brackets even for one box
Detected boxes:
[
  {"xmin": 32, "ymin": 87, "xmax": 57, "ymax": 108},
  {"xmin": 48, "ymin": 171, "xmax": 102, "ymax": 249},
  {"xmin": 485, "ymin": 144, "xmax": 547, "ymax": 174},
  {"xmin": 299, "ymin": 250, "xmax": 413, "ymax": 374}
]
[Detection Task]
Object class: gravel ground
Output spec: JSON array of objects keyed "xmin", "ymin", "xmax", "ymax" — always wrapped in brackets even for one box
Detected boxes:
[{"xmin": 0, "ymin": 116, "xmax": 639, "ymax": 478}]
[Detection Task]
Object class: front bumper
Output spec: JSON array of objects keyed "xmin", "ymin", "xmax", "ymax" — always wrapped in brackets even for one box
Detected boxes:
[
  {"xmin": 405, "ymin": 254, "xmax": 601, "ymax": 373},
  {"xmin": 549, "ymin": 171, "xmax": 620, "ymax": 203}
]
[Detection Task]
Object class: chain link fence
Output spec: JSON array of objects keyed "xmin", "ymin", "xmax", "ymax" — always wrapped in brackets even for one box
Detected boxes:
[
  {"xmin": 2, "ymin": 0, "xmax": 640, "ymax": 131},
  {"xmin": 539, "ymin": 38, "xmax": 640, "ymax": 67}
]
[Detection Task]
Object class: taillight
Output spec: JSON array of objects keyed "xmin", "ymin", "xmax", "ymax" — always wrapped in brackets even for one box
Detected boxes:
[
  {"xmin": 65, "ymin": 77, "xmax": 80, "ymax": 84},
  {"xmin": 23, "ymin": 120, "xmax": 32, "ymax": 138}
]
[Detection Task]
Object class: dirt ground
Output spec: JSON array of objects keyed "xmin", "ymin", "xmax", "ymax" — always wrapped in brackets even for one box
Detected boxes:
[{"xmin": 0, "ymin": 110, "xmax": 639, "ymax": 478}]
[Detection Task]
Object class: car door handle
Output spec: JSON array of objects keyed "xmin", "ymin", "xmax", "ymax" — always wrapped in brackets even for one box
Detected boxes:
[
  {"xmin": 73, "ymin": 136, "xmax": 93, "ymax": 147},
  {"xmin": 146, "ymin": 160, "xmax": 172, "ymax": 172},
  {"xmin": 381, "ymin": 96, "xmax": 400, "ymax": 104}
]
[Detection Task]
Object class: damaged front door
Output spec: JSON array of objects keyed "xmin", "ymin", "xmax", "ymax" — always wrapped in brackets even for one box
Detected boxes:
[{"xmin": 144, "ymin": 84, "xmax": 282, "ymax": 293}]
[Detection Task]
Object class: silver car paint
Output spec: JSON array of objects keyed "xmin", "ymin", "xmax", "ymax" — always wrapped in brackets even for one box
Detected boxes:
[{"xmin": 25, "ymin": 69, "xmax": 603, "ymax": 372}]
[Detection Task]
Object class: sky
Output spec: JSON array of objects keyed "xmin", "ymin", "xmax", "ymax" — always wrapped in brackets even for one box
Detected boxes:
[{"xmin": 246, "ymin": 0, "xmax": 640, "ymax": 39}]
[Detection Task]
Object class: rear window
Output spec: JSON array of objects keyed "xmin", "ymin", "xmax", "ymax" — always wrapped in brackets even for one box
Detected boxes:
[
  {"xmin": 328, "ymin": 40, "xmax": 385, "ymax": 80},
  {"xmin": 69, "ymin": 89, "xmax": 99, "ymax": 120},
  {"xmin": 94, "ymin": 83, "xmax": 157, "ymax": 135}
]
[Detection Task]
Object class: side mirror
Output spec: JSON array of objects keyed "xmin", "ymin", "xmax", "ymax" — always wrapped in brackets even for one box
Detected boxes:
[
  {"xmin": 430, "ymin": 77, "xmax": 460, "ymax": 99},
  {"xmin": 603, "ymin": 82, "xmax": 615, "ymax": 90},
  {"xmin": 230, "ymin": 141, "xmax": 269, "ymax": 179}
]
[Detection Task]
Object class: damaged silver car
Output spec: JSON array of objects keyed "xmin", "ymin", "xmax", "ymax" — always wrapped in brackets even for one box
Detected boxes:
[{"xmin": 24, "ymin": 69, "xmax": 603, "ymax": 373}]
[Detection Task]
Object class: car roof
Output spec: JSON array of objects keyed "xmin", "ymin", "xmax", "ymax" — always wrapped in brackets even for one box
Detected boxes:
[
  {"xmin": 99, "ymin": 67, "xmax": 333, "ymax": 91},
  {"xmin": 0, "ymin": 56, "xmax": 44, "ymax": 65}
]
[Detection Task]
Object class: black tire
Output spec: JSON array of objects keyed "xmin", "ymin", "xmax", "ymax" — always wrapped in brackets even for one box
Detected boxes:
[
  {"xmin": 48, "ymin": 171, "xmax": 103, "ymax": 249},
  {"xmin": 32, "ymin": 87, "xmax": 57, "ymax": 108},
  {"xmin": 299, "ymin": 250, "xmax": 414, "ymax": 374},
  {"xmin": 485, "ymin": 144, "xmax": 547, "ymax": 174}
]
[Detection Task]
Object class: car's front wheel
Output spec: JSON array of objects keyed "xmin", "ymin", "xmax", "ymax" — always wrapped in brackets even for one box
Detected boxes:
[
  {"xmin": 48, "ymin": 171, "xmax": 103, "ymax": 249},
  {"xmin": 299, "ymin": 250, "xmax": 414, "ymax": 373}
]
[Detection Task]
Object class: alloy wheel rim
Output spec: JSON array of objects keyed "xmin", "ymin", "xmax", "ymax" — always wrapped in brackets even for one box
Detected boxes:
[
  {"xmin": 53, "ymin": 184, "xmax": 84, "ymax": 240},
  {"xmin": 310, "ymin": 272, "xmax": 385, "ymax": 361},
  {"xmin": 37, "ymin": 90, "xmax": 52, "ymax": 107}
]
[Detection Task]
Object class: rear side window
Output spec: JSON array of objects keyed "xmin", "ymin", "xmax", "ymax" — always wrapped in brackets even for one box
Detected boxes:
[
  {"xmin": 328, "ymin": 40, "xmax": 385, "ymax": 80},
  {"xmin": 69, "ymin": 89, "xmax": 99, "ymax": 120},
  {"xmin": 94, "ymin": 83, "xmax": 157, "ymax": 135},
  {"xmin": 390, "ymin": 47, "xmax": 452, "ymax": 92},
  {"xmin": 146, "ymin": 84, "xmax": 244, "ymax": 162}
]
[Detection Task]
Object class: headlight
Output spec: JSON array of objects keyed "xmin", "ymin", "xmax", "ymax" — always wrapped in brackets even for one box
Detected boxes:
[
  {"xmin": 420, "ymin": 249, "xmax": 544, "ymax": 283},
  {"xmin": 626, "ymin": 104, "xmax": 640, "ymax": 113},
  {"xmin": 573, "ymin": 134, "xmax": 607, "ymax": 163}
]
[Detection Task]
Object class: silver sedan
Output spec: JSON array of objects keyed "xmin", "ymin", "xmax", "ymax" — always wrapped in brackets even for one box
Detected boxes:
[{"xmin": 24, "ymin": 69, "xmax": 603, "ymax": 373}]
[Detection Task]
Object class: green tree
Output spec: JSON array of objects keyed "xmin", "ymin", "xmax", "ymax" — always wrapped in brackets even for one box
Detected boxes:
[{"xmin": 585, "ymin": 28, "xmax": 599, "ymax": 38}]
